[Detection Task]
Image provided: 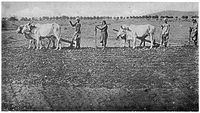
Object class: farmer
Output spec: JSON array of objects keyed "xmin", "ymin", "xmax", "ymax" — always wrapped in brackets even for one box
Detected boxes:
[
  {"xmin": 95, "ymin": 20, "xmax": 108, "ymax": 49},
  {"xmin": 69, "ymin": 17, "xmax": 81, "ymax": 49},
  {"xmin": 160, "ymin": 18, "xmax": 170, "ymax": 47},
  {"xmin": 189, "ymin": 19, "xmax": 198, "ymax": 46}
]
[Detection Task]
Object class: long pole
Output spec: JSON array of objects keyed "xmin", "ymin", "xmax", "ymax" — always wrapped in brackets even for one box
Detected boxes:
[
  {"xmin": 94, "ymin": 26, "xmax": 97, "ymax": 49},
  {"xmin": 189, "ymin": 27, "xmax": 191, "ymax": 45}
]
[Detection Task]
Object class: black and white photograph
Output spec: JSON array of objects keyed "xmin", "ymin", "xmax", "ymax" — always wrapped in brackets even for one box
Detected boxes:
[{"xmin": 1, "ymin": 1, "xmax": 199, "ymax": 111}]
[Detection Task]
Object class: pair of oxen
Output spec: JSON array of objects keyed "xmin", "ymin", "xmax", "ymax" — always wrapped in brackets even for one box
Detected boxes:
[
  {"xmin": 17, "ymin": 22, "xmax": 156, "ymax": 50},
  {"xmin": 114, "ymin": 24, "xmax": 156, "ymax": 49},
  {"xmin": 16, "ymin": 23, "xmax": 62, "ymax": 50}
]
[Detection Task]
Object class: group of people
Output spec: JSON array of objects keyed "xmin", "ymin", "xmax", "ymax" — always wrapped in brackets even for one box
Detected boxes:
[
  {"xmin": 69, "ymin": 17, "xmax": 108, "ymax": 49},
  {"xmin": 69, "ymin": 17, "xmax": 198, "ymax": 49},
  {"xmin": 161, "ymin": 18, "xmax": 198, "ymax": 47}
]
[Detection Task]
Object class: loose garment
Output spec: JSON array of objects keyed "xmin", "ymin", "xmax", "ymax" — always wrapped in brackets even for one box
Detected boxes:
[
  {"xmin": 190, "ymin": 23, "xmax": 198, "ymax": 46},
  {"xmin": 70, "ymin": 21, "xmax": 81, "ymax": 48},
  {"xmin": 97, "ymin": 25, "xmax": 108, "ymax": 48},
  {"xmin": 161, "ymin": 23, "xmax": 170, "ymax": 47}
]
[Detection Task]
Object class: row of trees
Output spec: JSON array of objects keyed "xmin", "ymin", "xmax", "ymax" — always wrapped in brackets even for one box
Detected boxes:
[{"xmin": 2, "ymin": 15, "xmax": 199, "ymax": 21}]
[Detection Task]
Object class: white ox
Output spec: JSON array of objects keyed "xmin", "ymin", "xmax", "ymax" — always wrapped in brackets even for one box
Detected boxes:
[
  {"xmin": 20, "ymin": 23, "xmax": 61, "ymax": 50},
  {"xmin": 114, "ymin": 24, "xmax": 156, "ymax": 49},
  {"xmin": 16, "ymin": 24, "xmax": 38, "ymax": 49}
]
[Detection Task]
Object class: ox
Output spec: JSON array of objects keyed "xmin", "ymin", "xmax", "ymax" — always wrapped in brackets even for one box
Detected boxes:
[
  {"xmin": 21, "ymin": 23, "xmax": 61, "ymax": 50},
  {"xmin": 16, "ymin": 24, "xmax": 38, "ymax": 49},
  {"xmin": 114, "ymin": 24, "xmax": 156, "ymax": 49}
]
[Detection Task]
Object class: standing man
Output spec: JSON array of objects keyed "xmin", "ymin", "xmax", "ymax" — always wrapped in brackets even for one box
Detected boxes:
[
  {"xmin": 160, "ymin": 18, "xmax": 170, "ymax": 47},
  {"xmin": 69, "ymin": 17, "xmax": 81, "ymax": 49},
  {"xmin": 189, "ymin": 19, "xmax": 198, "ymax": 46},
  {"xmin": 95, "ymin": 20, "xmax": 108, "ymax": 49}
]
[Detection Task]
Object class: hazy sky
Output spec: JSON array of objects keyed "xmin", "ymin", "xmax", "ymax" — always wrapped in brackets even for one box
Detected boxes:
[{"xmin": 2, "ymin": 2, "xmax": 199, "ymax": 18}]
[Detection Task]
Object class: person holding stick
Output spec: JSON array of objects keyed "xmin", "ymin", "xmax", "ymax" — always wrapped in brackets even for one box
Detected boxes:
[
  {"xmin": 95, "ymin": 20, "xmax": 108, "ymax": 49},
  {"xmin": 189, "ymin": 19, "xmax": 198, "ymax": 46},
  {"xmin": 160, "ymin": 18, "xmax": 170, "ymax": 47},
  {"xmin": 69, "ymin": 17, "xmax": 81, "ymax": 49}
]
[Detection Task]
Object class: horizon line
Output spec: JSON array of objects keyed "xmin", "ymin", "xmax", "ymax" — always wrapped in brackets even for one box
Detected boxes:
[{"xmin": 2, "ymin": 10, "xmax": 198, "ymax": 18}]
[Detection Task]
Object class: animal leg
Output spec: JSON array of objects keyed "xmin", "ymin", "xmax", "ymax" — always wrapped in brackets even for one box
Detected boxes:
[
  {"xmin": 59, "ymin": 43, "xmax": 62, "ymax": 50},
  {"xmin": 47, "ymin": 37, "xmax": 54, "ymax": 49},
  {"xmin": 123, "ymin": 39, "xmax": 126, "ymax": 47},
  {"xmin": 143, "ymin": 40, "xmax": 145, "ymax": 47},
  {"xmin": 55, "ymin": 36, "xmax": 61, "ymax": 50},
  {"xmin": 121, "ymin": 39, "xmax": 126, "ymax": 47},
  {"xmin": 39, "ymin": 40, "xmax": 43, "ymax": 49},
  {"xmin": 58, "ymin": 39, "xmax": 62, "ymax": 50},
  {"xmin": 46, "ymin": 38, "xmax": 50, "ymax": 49},
  {"xmin": 128, "ymin": 40, "xmax": 131, "ymax": 48},
  {"xmin": 28, "ymin": 40, "xmax": 32, "ymax": 49},
  {"xmin": 161, "ymin": 34, "xmax": 165, "ymax": 47},
  {"xmin": 132, "ymin": 37, "xmax": 136, "ymax": 49},
  {"xmin": 36, "ymin": 37, "xmax": 40, "ymax": 50},
  {"xmin": 51, "ymin": 38, "xmax": 56, "ymax": 48},
  {"xmin": 55, "ymin": 41, "xmax": 59, "ymax": 50},
  {"xmin": 36, "ymin": 40, "xmax": 39, "ymax": 50},
  {"xmin": 150, "ymin": 34, "xmax": 153, "ymax": 49},
  {"xmin": 54, "ymin": 37, "xmax": 59, "ymax": 50},
  {"xmin": 120, "ymin": 39, "xmax": 123, "ymax": 47},
  {"xmin": 33, "ymin": 39, "xmax": 36, "ymax": 49},
  {"xmin": 139, "ymin": 40, "xmax": 143, "ymax": 47},
  {"xmin": 142, "ymin": 35, "xmax": 148, "ymax": 47}
]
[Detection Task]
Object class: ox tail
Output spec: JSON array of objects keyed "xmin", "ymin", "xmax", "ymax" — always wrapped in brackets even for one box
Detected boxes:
[
  {"xmin": 58, "ymin": 26, "xmax": 61, "ymax": 43},
  {"xmin": 57, "ymin": 25, "xmax": 62, "ymax": 50},
  {"xmin": 55, "ymin": 24, "xmax": 61, "ymax": 44}
]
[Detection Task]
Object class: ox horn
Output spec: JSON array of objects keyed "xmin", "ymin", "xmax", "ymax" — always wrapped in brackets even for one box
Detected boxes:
[{"xmin": 113, "ymin": 29, "xmax": 119, "ymax": 32}]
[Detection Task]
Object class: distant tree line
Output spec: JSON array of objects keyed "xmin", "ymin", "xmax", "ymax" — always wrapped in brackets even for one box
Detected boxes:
[{"xmin": 2, "ymin": 15, "xmax": 199, "ymax": 21}]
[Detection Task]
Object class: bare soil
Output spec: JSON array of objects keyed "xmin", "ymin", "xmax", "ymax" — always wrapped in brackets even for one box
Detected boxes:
[{"xmin": 1, "ymin": 19, "xmax": 198, "ymax": 111}]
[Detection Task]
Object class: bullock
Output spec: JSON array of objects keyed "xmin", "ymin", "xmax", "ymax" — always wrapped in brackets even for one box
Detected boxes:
[
  {"xmin": 16, "ymin": 24, "xmax": 37, "ymax": 49},
  {"xmin": 114, "ymin": 24, "xmax": 156, "ymax": 49},
  {"xmin": 21, "ymin": 23, "xmax": 61, "ymax": 50},
  {"xmin": 16, "ymin": 24, "xmax": 55, "ymax": 49}
]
